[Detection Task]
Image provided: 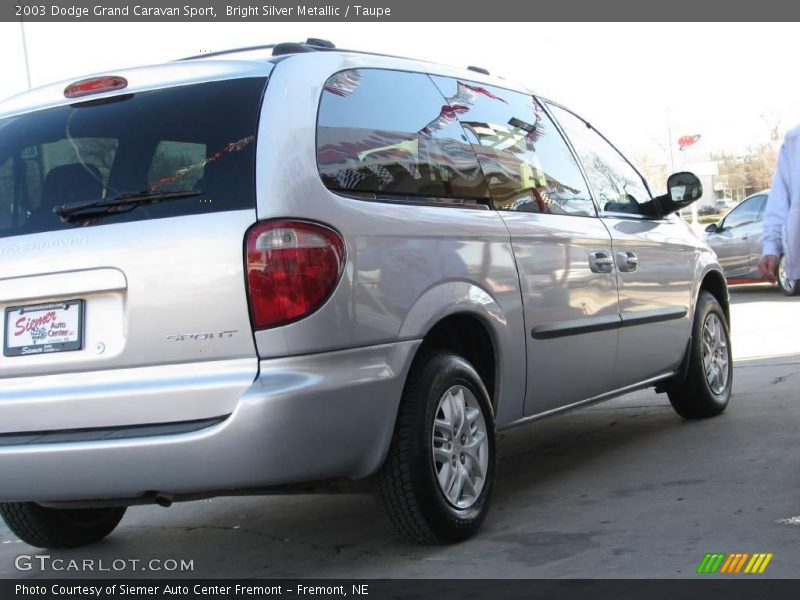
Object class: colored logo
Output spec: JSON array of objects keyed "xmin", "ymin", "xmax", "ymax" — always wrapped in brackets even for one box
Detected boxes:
[
  {"xmin": 678, "ymin": 134, "xmax": 702, "ymax": 150},
  {"xmin": 696, "ymin": 553, "xmax": 773, "ymax": 574}
]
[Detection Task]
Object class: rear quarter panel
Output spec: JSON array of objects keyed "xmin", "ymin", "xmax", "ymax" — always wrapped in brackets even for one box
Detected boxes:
[{"xmin": 252, "ymin": 53, "xmax": 528, "ymax": 426}]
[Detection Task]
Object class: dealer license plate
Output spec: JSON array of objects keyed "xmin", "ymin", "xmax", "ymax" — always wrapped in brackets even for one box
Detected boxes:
[{"xmin": 3, "ymin": 300, "xmax": 84, "ymax": 357}]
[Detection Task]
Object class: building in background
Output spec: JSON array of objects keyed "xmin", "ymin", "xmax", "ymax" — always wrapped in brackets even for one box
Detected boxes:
[{"xmin": 635, "ymin": 126, "xmax": 782, "ymax": 213}]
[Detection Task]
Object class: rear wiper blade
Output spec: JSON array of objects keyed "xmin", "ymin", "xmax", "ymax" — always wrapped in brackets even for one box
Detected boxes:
[{"xmin": 54, "ymin": 189, "xmax": 203, "ymax": 223}]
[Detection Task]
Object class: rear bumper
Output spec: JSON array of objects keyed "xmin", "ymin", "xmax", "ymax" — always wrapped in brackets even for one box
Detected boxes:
[{"xmin": 0, "ymin": 341, "xmax": 418, "ymax": 502}]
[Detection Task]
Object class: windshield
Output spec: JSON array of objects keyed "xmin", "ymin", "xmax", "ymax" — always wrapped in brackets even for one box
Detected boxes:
[{"xmin": 0, "ymin": 77, "xmax": 266, "ymax": 239}]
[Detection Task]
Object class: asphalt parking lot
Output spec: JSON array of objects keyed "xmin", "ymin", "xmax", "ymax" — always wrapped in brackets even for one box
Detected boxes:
[{"xmin": 2, "ymin": 285, "xmax": 798, "ymax": 579}]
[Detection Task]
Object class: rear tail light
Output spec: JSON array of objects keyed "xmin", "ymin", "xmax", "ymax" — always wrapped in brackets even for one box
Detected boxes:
[{"xmin": 245, "ymin": 220, "xmax": 346, "ymax": 330}]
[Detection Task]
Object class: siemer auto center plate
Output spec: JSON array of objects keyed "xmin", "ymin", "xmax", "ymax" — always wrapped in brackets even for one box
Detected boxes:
[{"xmin": 3, "ymin": 300, "xmax": 84, "ymax": 357}]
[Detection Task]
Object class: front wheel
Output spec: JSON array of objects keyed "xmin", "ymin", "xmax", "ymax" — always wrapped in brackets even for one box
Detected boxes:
[
  {"xmin": 666, "ymin": 291, "xmax": 733, "ymax": 419},
  {"xmin": 377, "ymin": 351, "xmax": 496, "ymax": 544},
  {"xmin": 777, "ymin": 255, "xmax": 800, "ymax": 296},
  {"xmin": 0, "ymin": 502, "xmax": 126, "ymax": 548}
]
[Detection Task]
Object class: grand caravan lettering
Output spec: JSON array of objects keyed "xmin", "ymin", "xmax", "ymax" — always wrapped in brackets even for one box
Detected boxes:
[
  {"xmin": 0, "ymin": 237, "xmax": 89, "ymax": 256},
  {"xmin": 93, "ymin": 6, "xmax": 215, "ymax": 17}
]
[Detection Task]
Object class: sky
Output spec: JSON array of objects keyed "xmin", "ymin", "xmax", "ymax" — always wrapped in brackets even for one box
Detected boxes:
[{"xmin": 1, "ymin": 21, "xmax": 798, "ymax": 170}]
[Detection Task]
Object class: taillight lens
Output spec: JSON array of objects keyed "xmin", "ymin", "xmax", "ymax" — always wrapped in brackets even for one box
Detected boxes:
[
  {"xmin": 245, "ymin": 220, "xmax": 346, "ymax": 330},
  {"xmin": 64, "ymin": 76, "xmax": 128, "ymax": 98}
]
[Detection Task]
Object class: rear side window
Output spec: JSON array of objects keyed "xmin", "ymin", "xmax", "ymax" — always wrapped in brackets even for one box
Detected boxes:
[
  {"xmin": 0, "ymin": 77, "xmax": 266, "ymax": 238},
  {"xmin": 430, "ymin": 77, "xmax": 595, "ymax": 217},
  {"xmin": 317, "ymin": 69, "xmax": 489, "ymax": 204}
]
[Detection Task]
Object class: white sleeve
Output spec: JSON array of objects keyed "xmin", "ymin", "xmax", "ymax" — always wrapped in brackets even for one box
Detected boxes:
[{"xmin": 763, "ymin": 140, "xmax": 790, "ymax": 256}]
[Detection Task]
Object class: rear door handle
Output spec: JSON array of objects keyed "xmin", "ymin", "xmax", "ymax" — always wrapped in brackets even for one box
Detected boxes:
[
  {"xmin": 617, "ymin": 251, "xmax": 639, "ymax": 272},
  {"xmin": 589, "ymin": 251, "xmax": 614, "ymax": 273}
]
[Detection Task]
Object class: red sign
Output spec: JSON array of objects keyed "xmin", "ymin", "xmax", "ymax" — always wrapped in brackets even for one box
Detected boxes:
[{"xmin": 678, "ymin": 134, "xmax": 701, "ymax": 150}]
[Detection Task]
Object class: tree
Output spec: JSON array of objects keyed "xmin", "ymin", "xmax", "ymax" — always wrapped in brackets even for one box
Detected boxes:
[
  {"xmin": 632, "ymin": 152, "xmax": 667, "ymax": 194},
  {"xmin": 714, "ymin": 143, "xmax": 777, "ymax": 200}
]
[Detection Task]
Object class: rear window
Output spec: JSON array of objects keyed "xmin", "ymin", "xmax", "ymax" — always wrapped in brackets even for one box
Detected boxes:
[{"xmin": 0, "ymin": 77, "xmax": 266, "ymax": 238}]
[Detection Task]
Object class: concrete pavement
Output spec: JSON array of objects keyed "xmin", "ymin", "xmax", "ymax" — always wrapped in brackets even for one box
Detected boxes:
[{"xmin": 2, "ymin": 285, "xmax": 799, "ymax": 579}]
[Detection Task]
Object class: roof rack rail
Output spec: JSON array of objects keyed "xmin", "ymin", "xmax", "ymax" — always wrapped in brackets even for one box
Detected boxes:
[
  {"xmin": 177, "ymin": 44, "xmax": 278, "ymax": 61},
  {"xmin": 177, "ymin": 39, "xmax": 438, "ymax": 67},
  {"xmin": 467, "ymin": 66, "xmax": 490, "ymax": 75},
  {"xmin": 178, "ymin": 38, "xmax": 336, "ymax": 61}
]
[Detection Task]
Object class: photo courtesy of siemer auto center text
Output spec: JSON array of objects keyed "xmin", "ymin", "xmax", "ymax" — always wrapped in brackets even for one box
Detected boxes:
[{"xmin": 0, "ymin": 1, "xmax": 799, "ymax": 598}]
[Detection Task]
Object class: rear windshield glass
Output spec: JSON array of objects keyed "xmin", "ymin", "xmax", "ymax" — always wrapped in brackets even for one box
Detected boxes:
[{"xmin": 0, "ymin": 77, "xmax": 266, "ymax": 238}]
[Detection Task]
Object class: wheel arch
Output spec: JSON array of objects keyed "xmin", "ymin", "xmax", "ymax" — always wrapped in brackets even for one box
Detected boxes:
[
  {"xmin": 698, "ymin": 268, "xmax": 730, "ymax": 325},
  {"xmin": 657, "ymin": 266, "xmax": 731, "ymax": 394},
  {"xmin": 397, "ymin": 281, "xmax": 525, "ymax": 427},
  {"xmin": 412, "ymin": 313, "xmax": 499, "ymax": 408}
]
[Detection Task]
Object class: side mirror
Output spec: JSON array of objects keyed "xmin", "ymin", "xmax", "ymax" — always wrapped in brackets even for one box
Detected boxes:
[
  {"xmin": 668, "ymin": 171, "xmax": 703, "ymax": 204},
  {"xmin": 654, "ymin": 171, "xmax": 703, "ymax": 217},
  {"xmin": 705, "ymin": 223, "xmax": 719, "ymax": 234}
]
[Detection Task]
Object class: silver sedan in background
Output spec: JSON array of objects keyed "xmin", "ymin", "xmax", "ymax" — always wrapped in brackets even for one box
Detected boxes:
[{"xmin": 704, "ymin": 190, "xmax": 798, "ymax": 296}]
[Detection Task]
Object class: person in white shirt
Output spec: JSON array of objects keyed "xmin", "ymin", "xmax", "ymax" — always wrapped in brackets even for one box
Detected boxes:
[{"xmin": 759, "ymin": 125, "xmax": 800, "ymax": 284}]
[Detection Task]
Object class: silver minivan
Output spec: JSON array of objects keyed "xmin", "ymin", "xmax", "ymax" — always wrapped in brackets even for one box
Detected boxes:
[{"xmin": 0, "ymin": 40, "xmax": 732, "ymax": 546}]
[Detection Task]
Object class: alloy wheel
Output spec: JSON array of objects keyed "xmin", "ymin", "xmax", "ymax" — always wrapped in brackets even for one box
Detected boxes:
[
  {"xmin": 431, "ymin": 385, "xmax": 490, "ymax": 509},
  {"xmin": 778, "ymin": 256, "xmax": 796, "ymax": 295},
  {"xmin": 702, "ymin": 313, "xmax": 730, "ymax": 395}
]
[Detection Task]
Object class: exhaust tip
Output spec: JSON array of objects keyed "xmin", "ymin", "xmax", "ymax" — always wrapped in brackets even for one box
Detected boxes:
[{"xmin": 154, "ymin": 493, "xmax": 173, "ymax": 508}]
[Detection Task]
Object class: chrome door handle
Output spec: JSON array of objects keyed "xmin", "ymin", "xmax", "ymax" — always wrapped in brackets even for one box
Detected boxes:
[
  {"xmin": 617, "ymin": 251, "xmax": 639, "ymax": 272},
  {"xmin": 589, "ymin": 251, "xmax": 614, "ymax": 273}
]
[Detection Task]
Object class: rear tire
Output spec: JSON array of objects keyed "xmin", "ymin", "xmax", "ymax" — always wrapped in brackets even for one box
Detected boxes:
[
  {"xmin": 777, "ymin": 255, "xmax": 800, "ymax": 296},
  {"xmin": 0, "ymin": 502, "xmax": 125, "ymax": 548},
  {"xmin": 377, "ymin": 350, "xmax": 495, "ymax": 544},
  {"xmin": 666, "ymin": 291, "xmax": 732, "ymax": 419}
]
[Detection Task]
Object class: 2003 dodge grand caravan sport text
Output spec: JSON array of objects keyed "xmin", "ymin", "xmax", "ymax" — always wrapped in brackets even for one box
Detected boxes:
[{"xmin": 0, "ymin": 39, "xmax": 732, "ymax": 547}]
